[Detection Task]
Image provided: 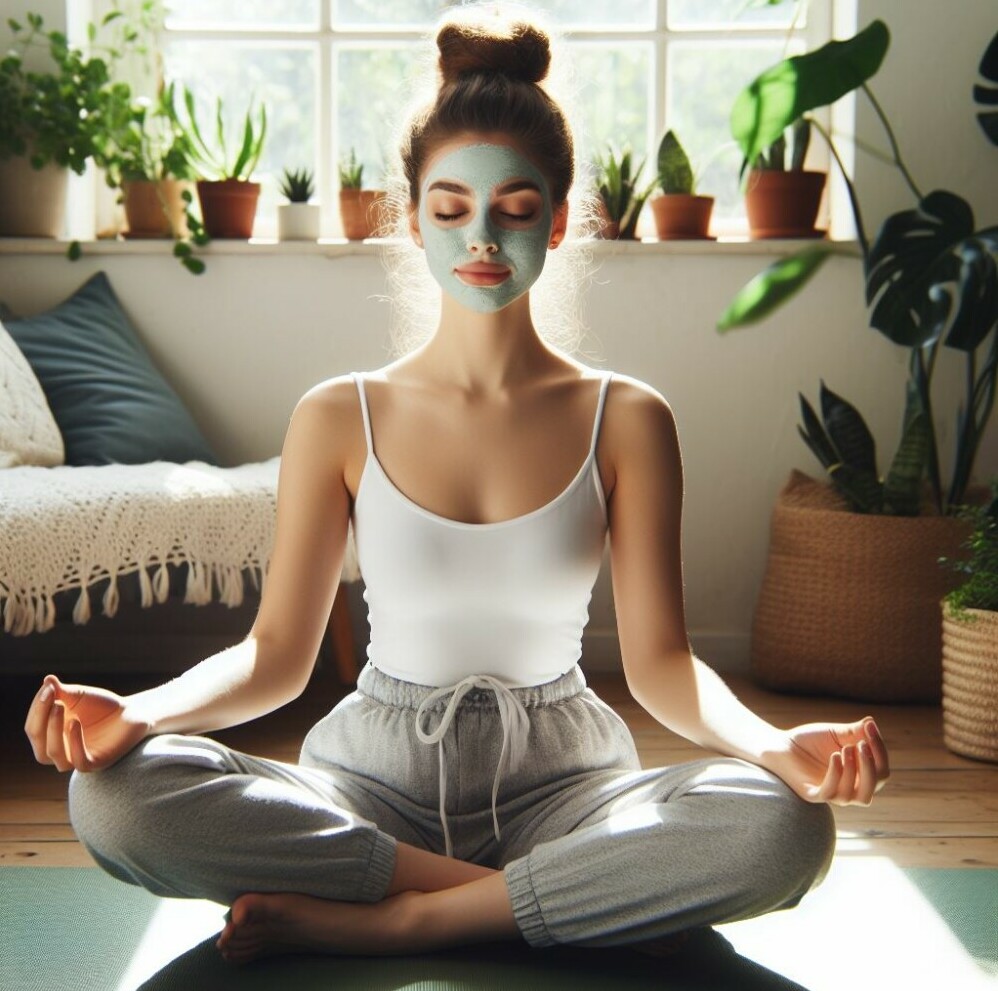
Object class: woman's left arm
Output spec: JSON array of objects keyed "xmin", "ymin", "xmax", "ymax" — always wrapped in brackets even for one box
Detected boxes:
[{"xmin": 605, "ymin": 378, "xmax": 890, "ymax": 808}]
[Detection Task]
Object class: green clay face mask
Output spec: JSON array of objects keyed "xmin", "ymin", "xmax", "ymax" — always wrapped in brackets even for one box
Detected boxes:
[{"xmin": 417, "ymin": 143, "xmax": 554, "ymax": 313}]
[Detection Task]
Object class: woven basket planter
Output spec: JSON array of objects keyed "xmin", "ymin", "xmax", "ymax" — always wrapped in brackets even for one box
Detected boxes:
[
  {"xmin": 941, "ymin": 604, "xmax": 998, "ymax": 762},
  {"xmin": 751, "ymin": 470, "xmax": 974, "ymax": 702}
]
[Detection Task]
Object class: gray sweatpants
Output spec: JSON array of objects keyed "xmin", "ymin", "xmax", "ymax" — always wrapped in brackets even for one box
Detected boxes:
[{"xmin": 68, "ymin": 662, "xmax": 835, "ymax": 948}]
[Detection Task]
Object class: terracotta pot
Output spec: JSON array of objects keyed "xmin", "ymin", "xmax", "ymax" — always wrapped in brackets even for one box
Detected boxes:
[
  {"xmin": 122, "ymin": 179, "xmax": 193, "ymax": 238},
  {"xmin": 339, "ymin": 189, "xmax": 386, "ymax": 240},
  {"xmin": 941, "ymin": 603, "xmax": 998, "ymax": 763},
  {"xmin": 277, "ymin": 202, "xmax": 320, "ymax": 241},
  {"xmin": 0, "ymin": 154, "xmax": 68, "ymax": 237},
  {"xmin": 751, "ymin": 470, "xmax": 981, "ymax": 703},
  {"xmin": 650, "ymin": 194, "xmax": 714, "ymax": 240},
  {"xmin": 744, "ymin": 169, "xmax": 826, "ymax": 238},
  {"xmin": 196, "ymin": 179, "xmax": 261, "ymax": 239}
]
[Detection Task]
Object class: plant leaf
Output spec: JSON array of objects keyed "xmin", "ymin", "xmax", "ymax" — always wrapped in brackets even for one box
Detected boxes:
[
  {"xmin": 828, "ymin": 463, "xmax": 883, "ymax": 513},
  {"xmin": 717, "ymin": 245, "xmax": 831, "ymax": 330},
  {"xmin": 798, "ymin": 393, "xmax": 839, "ymax": 468},
  {"xmin": 883, "ymin": 391, "xmax": 929, "ymax": 516},
  {"xmin": 864, "ymin": 190, "xmax": 977, "ymax": 348},
  {"xmin": 942, "ymin": 238, "xmax": 998, "ymax": 353},
  {"xmin": 731, "ymin": 19, "xmax": 889, "ymax": 169},
  {"xmin": 974, "ymin": 30, "xmax": 998, "ymax": 145},
  {"xmin": 656, "ymin": 130, "xmax": 694, "ymax": 194},
  {"xmin": 820, "ymin": 380, "xmax": 878, "ymax": 475}
]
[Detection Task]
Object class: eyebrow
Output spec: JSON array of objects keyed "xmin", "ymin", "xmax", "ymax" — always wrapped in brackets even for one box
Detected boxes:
[{"xmin": 426, "ymin": 178, "xmax": 542, "ymax": 195}]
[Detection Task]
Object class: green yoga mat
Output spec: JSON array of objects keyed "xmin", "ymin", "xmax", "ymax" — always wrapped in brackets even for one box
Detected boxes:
[{"xmin": 1, "ymin": 862, "xmax": 995, "ymax": 991}]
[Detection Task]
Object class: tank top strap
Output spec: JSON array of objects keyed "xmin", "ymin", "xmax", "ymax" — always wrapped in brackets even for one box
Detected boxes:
[
  {"xmin": 587, "ymin": 370, "xmax": 613, "ymax": 459},
  {"xmin": 351, "ymin": 371, "xmax": 375, "ymax": 455}
]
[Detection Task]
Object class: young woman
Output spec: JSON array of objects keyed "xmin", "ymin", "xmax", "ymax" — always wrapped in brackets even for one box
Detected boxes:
[{"xmin": 24, "ymin": 10, "xmax": 888, "ymax": 966}]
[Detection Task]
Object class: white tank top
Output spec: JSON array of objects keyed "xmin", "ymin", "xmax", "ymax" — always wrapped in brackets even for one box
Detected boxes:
[{"xmin": 350, "ymin": 369, "xmax": 613, "ymax": 688}]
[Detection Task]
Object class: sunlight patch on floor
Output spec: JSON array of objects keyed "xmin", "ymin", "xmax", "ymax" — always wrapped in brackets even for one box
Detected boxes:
[
  {"xmin": 718, "ymin": 857, "xmax": 997, "ymax": 991},
  {"xmin": 113, "ymin": 897, "xmax": 225, "ymax": 991}
]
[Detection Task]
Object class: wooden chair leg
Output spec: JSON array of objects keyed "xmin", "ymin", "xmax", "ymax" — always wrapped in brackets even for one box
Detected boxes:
[{"xmin": 325, "ymin": 583, "xmax": 359, "ymax": 685}]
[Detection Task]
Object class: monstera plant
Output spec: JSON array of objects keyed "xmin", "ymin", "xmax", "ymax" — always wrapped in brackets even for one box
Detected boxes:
[{"xmin": 719, "ymin": 22, "xmax": 998, "ymax": 519}]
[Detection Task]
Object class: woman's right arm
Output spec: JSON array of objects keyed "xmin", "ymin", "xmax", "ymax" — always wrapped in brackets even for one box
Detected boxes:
[{"xmin": 24, "ymin": 379, "xmax": 358, "ymax": 771}]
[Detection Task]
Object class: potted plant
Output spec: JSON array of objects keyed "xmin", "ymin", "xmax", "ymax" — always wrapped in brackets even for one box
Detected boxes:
[
  {"xmin": 96, "ymin": 82, "xmax": 196, "ymax": 239},
  {"xmin": 170, "ymin": 84, "xmax": 267, "ymax": 239},
  {"xmin": 338, "ymin": 149, "xmax": 385, "ymax": 240},
  {"xmin": 277, "ymin": 166, "xmax": 319, "ymax": 241},
  {"xmin": 716, "ymin": 20, "xmax": 998, "ymax": 702},
  {"xmin": 743, "ymin": 118, "xmax": 826, "ymax": 238},
  {"xmin": 592, "ymin": 143, "xmax": 653, "ymax": 240},
  {"xmin": 649, "ymin": 130, "xmax": 714, "ymax": 240},
  {"xmin": 940, "ymin": 484, "xmax": 998, "ymax": 763},
  {"xmin": 0, "ymin": 11, "xmax": 132, "ymax": 237}
]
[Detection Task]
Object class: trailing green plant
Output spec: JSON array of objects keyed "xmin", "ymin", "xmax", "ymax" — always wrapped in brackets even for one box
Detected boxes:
[
  {"xmin": 169, "ymin": 83, "xmax": 267, "ymax": 182},
  {"xmin": 279, "ymin": 166, "xmax": 315, "ymax": 203},
  {"xmin": 940, "ymin": 479, "xmax": 998, "ymax": 619},
  {"xmin": 593, "ymin": 143, "xmax": 654, "ymax": 238},
  {"xmin": 171, "ymin": 188, "xmax": 209, "ymax": 275},
  {"xmin": 655, "ymin": 130, "xmax": 695, "ymax": 195},
  {"xmin": 0, "ymin": 10, "xmax": 134, "ymax": 173},
  {"xmin": 338, "ymin": 148, "xmax": 364, "ymax": 190},
  {"xmin": 753, "ymin": 118, "xmax": 812, "ymax": 171},
  {"xmin": 718, "ymin": 20, "xmax": 998, "ymax": 518}
]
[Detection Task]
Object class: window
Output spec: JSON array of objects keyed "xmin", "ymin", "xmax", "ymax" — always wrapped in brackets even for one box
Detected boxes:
[{"xmin": 96, "ymin": 0, "xmax": 837, "ymax": 239}]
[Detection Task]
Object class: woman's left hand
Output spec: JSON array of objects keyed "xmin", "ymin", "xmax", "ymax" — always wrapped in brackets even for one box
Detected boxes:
[{"xmin": 767, "ymin": 717, "xmax": 891, "ymax": 807}]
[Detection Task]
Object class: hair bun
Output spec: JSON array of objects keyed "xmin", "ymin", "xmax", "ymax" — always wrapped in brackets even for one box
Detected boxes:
[{"xmin": 437, "ymin": 20, "xmax": 551, "ymax": 86}]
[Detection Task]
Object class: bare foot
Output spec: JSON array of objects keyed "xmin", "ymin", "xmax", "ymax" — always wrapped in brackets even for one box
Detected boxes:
[{"xmin": 216, "ymin": 889, "xmax": 418, "ymax": 965}]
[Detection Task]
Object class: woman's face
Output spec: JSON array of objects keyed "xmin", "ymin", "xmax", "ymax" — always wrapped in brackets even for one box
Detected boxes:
[{"xmin": 410, "ymin": 131, "xmax": 568, "ymax": 313}]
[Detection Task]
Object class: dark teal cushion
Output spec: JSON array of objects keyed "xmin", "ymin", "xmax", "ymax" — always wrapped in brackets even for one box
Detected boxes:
[{"xmin": 3, "ymin": 272, "xmax": 219, "ymax": 466}]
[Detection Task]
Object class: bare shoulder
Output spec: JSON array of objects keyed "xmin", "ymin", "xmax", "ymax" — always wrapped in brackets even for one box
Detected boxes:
[
  {"xmin": 280, "ymin": 374, "xmax": 365, "ymax": 485},
  {"xmin": 604, "ymin": 372, "xmax": 680, "ymax": 467}
]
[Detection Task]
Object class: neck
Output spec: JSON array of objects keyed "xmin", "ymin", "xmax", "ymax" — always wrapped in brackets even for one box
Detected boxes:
[{"xmin": 418, "ymin": 292, "xmax": 555, "ymax": 395}]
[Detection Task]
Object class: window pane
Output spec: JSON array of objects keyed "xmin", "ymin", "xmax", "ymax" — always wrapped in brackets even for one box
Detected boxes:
[
  {"xmin": 332, "ymin": 0, "xmax": 653, "ymax": 29},
  {"xmin": 668, "ymin": 0, "xmax": 801, "ymax": 30},
  {"xmin": 666, "ymin": 40, "xmax": 804, "ymax": 227},
  {"xmin": 162, "ymin": 42, "xmax": 318, "ymax": 234},
  {"xmin": 336, "ymin": 44, "xmax": 422, "ymax": 189},
  {"xmin": 165, "ymin": 1, "xmax": 318, "ymax": 29},
  {"xmin": 569, "ymin": 43, "xmax": 652, "ymax": 192}
]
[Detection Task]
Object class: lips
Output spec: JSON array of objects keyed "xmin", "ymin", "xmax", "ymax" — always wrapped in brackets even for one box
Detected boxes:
[{"xmin": 453, "ymin": 261, "xmax": 512, "ymax": 287}]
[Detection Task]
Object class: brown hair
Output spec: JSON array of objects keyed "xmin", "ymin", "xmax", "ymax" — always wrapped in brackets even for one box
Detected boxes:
[{"xmin": 400, "ymin": 14, "xmax": 574, "ymax": 206}]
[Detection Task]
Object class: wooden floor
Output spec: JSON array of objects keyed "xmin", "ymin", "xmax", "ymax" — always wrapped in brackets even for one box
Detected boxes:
[{"xmin": 2, "ymin": 664, "xmax": 997, "ymax": 868}]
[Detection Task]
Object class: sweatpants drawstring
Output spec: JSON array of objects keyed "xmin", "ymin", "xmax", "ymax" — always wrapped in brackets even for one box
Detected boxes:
[{"xmin": 414, "ymin": 674, "xmax": 530, "ymax": 858}]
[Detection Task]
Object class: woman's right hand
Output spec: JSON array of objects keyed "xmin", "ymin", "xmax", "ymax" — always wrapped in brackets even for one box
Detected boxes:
[{"xmin": 24, "ymin": 674, "xmax": 152, "ymax": 773}]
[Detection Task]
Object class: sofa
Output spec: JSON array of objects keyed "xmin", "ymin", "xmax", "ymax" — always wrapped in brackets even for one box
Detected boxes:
[{"xmin": 0, "ymin": 271, "xmax": 360, "ymax": 679}]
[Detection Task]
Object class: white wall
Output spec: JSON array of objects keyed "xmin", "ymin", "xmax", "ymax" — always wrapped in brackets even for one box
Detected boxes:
[{"xmin": 1, "ymin": 0, "xmax": 995, "ymax": 674}]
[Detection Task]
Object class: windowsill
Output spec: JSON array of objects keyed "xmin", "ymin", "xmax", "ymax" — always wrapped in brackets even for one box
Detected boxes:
[{"xmin": 0, "ymin": 235, "xmax": 857, "ymax": 258}]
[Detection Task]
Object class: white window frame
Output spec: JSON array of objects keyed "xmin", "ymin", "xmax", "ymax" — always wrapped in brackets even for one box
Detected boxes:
[{"xmin": 77, "ymin": 0, "xmax": 850, "ymax": 241}]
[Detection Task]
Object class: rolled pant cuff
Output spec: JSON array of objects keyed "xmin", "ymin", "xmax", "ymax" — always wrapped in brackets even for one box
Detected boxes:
[
  {"xmin": 357, "ymin": 830, "xmax": 398, "ymax": 902},
  {"xmin": 504, "ymin": 855, "xmax": 556, "ymax": 947}
]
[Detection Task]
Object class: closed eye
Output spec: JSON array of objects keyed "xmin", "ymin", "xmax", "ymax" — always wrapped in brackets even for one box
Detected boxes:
[
  {"xmin": 499, "ymin": 211, "xmax": 534, "ymax": 220},
  {"xmin": 434, "ymin": 211, "xmax": 467, "ymax": 221}
]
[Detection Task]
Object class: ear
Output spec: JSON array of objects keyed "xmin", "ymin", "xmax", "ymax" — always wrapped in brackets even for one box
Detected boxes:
[
  {"xmin": 408, "ymin": 204, "xmax": 423, "ymax": 248},
  {"xmin": 549, "ymin": 202, "xmax": 568, "ymax": 249}
]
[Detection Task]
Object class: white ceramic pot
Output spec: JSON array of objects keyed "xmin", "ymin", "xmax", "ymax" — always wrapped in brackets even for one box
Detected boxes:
[
  {"xmin": 0, "ymin": 155, "xmax": 69, "ymax": 237},
  {"xmin": 278, "ymin": 202, "xmax": 320, "ymax": 241}
]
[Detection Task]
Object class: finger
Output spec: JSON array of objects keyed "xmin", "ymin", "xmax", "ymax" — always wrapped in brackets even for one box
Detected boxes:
[
  {"xmin": 855, "ymin": 741, "xmax": 877, "ymax": 806},
  {"xmin": 46, "ymin": 701, "xmax": 72, "ymax": 773},
  {"xmin": 66, "ymin": 718, "xmax": 96, "ymax": 773},
  {"xmin": 863, "ymin": 718, "xmax": 891, "ymax": 785},
  {"xmin": 815, "ymin": 751, "xmax": 844, "ymax": 803},
  {"xmin": 24, "ymin": 680, "xmax": 58, "ymax": 763},
  {"xmin": 836, "ymin": 744, "xmax": 859, "ymax": 803}
]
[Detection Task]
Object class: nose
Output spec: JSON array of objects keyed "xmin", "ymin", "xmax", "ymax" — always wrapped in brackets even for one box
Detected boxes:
[
  {"xmin": 465, "ymin": 208, "xmax": 499, "ymax": 256},
  {"xmin": 467, "ymin": 237, "xmax": 499, "ymax": 255}
]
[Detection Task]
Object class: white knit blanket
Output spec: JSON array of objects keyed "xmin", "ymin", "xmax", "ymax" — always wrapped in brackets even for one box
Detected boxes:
[{"xmin": 0, "ymin": 458, "xmax": 360, "ymax": 637}]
